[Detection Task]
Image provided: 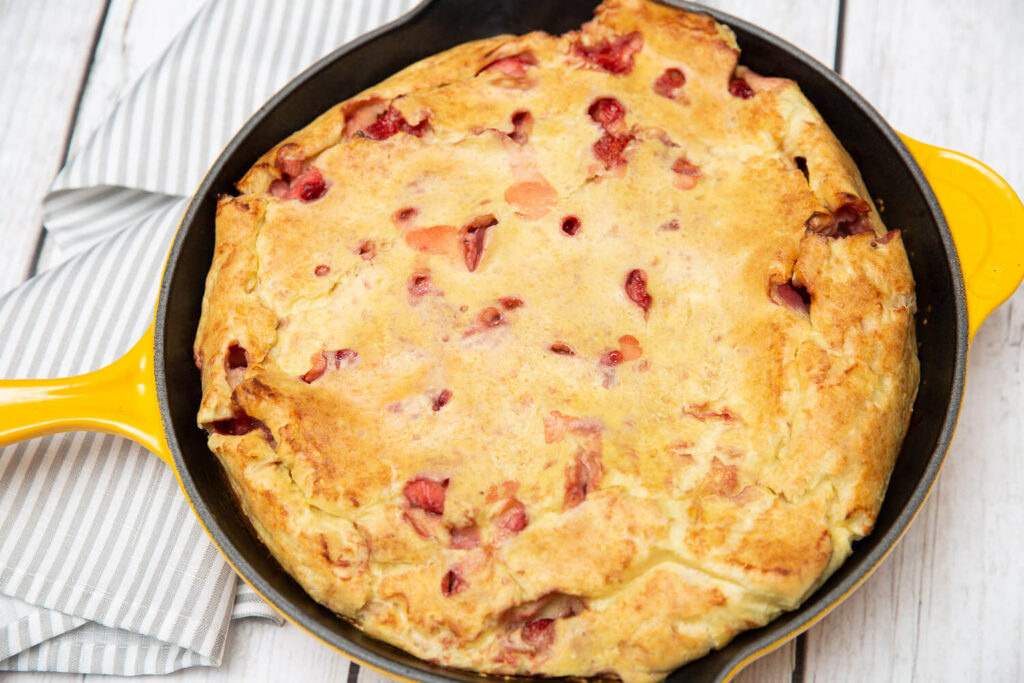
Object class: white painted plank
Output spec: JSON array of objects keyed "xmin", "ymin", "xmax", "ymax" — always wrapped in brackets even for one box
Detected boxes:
[
  {"xmin": 803, "ymin": 1, "xmax": 1024, "ymax": 682},
  {"xmin": 704, "ymin": 0, "xmax": 839, "ymax": 68},
  {"xmin": 0, "ymin": 0, "xmax": 108, "ymax": 294},
  {"xmin": 66, "ymin": 0, "xmax": 209, "ymax": 158},
  {"xmin": 33, "ymin": 0, "xmax": 208, "ymax": 276}
]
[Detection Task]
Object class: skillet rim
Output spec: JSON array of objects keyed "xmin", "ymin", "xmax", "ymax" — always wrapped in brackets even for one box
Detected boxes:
[{"xmin": 154, "ymin": 0, "xmax": 969, "ymax": 680}]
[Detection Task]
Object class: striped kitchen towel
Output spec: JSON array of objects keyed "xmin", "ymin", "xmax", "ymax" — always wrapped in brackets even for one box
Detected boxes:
[{"xmin": 0, "ymin": 0, "xmax": 417, "ymax": 674}]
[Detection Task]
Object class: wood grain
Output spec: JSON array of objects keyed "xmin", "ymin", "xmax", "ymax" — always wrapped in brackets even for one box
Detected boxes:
[
  {"xmin": 33, "ymin": 0, "xmax": 208, "ymax": 275},
  {"xmin": 0, "ymin": 0, "xmax": 109, "ymax": 294}
]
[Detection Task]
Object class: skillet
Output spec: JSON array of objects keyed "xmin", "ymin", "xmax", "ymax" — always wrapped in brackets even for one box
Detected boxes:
[{"xmin": 2, "ymin": 0, "xmax": 1023, "ymax": 680}]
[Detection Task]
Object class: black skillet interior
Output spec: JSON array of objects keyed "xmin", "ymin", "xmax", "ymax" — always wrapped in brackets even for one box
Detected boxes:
[{"xmin": 156, "ymin": 0, "xmax": 968, "ymax": 680}]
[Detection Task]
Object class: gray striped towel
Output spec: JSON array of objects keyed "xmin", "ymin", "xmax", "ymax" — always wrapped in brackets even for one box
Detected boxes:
[{"xmin": 0, "ymin": 0, "xmax": 417, "ymax": 674}]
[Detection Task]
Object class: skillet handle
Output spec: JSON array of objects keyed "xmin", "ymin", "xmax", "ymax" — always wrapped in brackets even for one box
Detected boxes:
[
  {"xmin": 0, "ymin": 322, "xmax": 173, "ymax": 466},
  {"xmin": 901, "ymin": 134, "xmax": 1024, "ymax": 340}
]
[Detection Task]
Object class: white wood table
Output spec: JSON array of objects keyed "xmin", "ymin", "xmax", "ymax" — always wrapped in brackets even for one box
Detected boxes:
[{"xmin": 3, "ymin": 0, "xmax": 1022, "ymax": 681}]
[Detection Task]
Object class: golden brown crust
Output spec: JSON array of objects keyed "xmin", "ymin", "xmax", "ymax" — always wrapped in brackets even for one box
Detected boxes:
[{"xmin": 194, "ymin": 1, "xmax": 919, "ymax": 681}]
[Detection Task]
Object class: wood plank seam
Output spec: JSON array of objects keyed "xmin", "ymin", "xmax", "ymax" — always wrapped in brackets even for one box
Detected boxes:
[{"xmin": 24, "ymin": 0, "xmax": 115, "ymax": 281}]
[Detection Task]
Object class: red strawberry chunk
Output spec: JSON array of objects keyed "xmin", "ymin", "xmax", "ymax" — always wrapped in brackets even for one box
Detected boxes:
[
  {"xmin": 462, "ymin": 215, "xmax": 497, "ymax": 272},
  {"xmin": 498, "ymin": 499, "xmax": 528, "ymax": 534},
  {"xmin": 271, "ymin": 167, "xmax": 327, "ymax": 201},
  {"xmin": 593, "ymin": 133, "xmax": 633, "ymax": 169},
  {"xmin": 363, "ymin": 106, "xmax": 429, "ymax": 140},
  {"xmin": 499, "ymin": 297, "xmax": 524, "ymax": 310},
  {"xmin": 561, "ymin": 216, "xmax": 581, "ymax": 236},
  {"xmin": 625, "ymin": 269, "xmax": 652, "ymax": 315},
  {"xmin": 449, "ymin": 524, "xmax": 479, "ymax": 549},
  {"xmin": 301, "ymin": 352, "xmax": 328, "ymax": 383},
  {"xmin": 521, "ymin": 619, "xmax": 555, "ymax": 649},
  {"xmin": 441, "ymin": 568, "xmax": 467, "ymax": 596},
  {"xmin": 672, "ymin": 157, "xmax": 701, "ymax": 176},
  {"xmin": 404, "ymin": 478, "xmax": 447, "ymax": 515},
  {"xmin": 600, "ymin": 350, "xmax": 623, "ymax": 366},
  {"xmin": 564, "ymin": 449, "xmax": 603, "ymax": 509},
  {"xmin": 574, "ymin": 32, "xmax": 643, "ymax": 74},
  {"xmin": 729, "ymin": 78, "xmax": 755, "ymax": 99},
  {"xmin": 873, "ymin": 229, "xmax": 899, "ymax": 246},
  {"xmin": 510, "ymin": 110, "xmax": 533, "ymax": 144},
  {"xmin": 408, "ymin": 271, "xmax": 433, "ymax": 297},
  {"xmin": 771, "ymin": 281, "xmax": 811, "ymax": 314},
  {"xmin": 588, "ymin": 97, "xmax": 625, "ymax": 130},
  {"xmin": 654, "ymin": 67, "xmax": 686, "ymax": 98},
  {"xmin": 432, "ymin": 389, "xmax": 452, "ymax": 411},
  {"xmin": 830, "ymin": 197, "xmax": 874, "ymax": 237},
  {"xmin": 212, "ymin": 410, "xmax": 258, "ymax": 436}
]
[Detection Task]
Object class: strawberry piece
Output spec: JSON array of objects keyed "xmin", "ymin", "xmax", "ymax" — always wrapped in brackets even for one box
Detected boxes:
[
  {"xmin": 564, "ymin": 449, "xmax": 603, "ymax": 509},
  {"xmin": 593, "ymin": 133, "xmax": 633, "ymax": 169},
  {"xmin": 830, "ymin": 197, "xmax": 874, "ymax": 237},
  {"xmin": 300, "ymin": 352, "xmax": 329, "ymax": 383},
  {"xmin": 618, "ymin": 334, "xmax": 642, "ymax": 361},
  {"xmin": 271, "ymin": 166, "xmax": 327, "ymax": 202},
  {"xmin": 432, "ymin": 389, "xmax": 452, "ymax": 411},
  {"xmin": 478, "ymin": 53, "xmax": 537, "ymax": 77},
  {"xmin": 404, "ymin": 478, "xmax": 447, "ymax": 515},
  {"xmin": 408, "ymin": 271, "xmax": 432, "ymax": 296},
  {"xmin": 363, "ymin": 105, "xmax": 428, "ymax": 140},
  {"xmin": 873, "ymin": 229, "xmax": 899, "ymax": 246},
  {"xmin": 654, "ymin": 67, "xmax": 686, "ymax": 98},
  {"xmin": 510, "ymin": 110, "xmax": 533, "ymax": 144},
  {"xmin": 393, "ymin": 207, "xmax": 418, "ymax": 224},
  {"xmin": 274, "ymin": 143, "xmax": 305, "ymax": 178},
  {"xmin": 574, "ymin": 32, "xmax": 643, "ymax": 74},
  {"xmin": 462, "ymin": 215, "xmax": 497, "ymax": 272},
  {"xmin": 588, "ymin": 97, "xmax": 625, "ymax": 130},
  {"xmin": 212, "ymin": 410, "xmax": 258, "ymax": 436},
  {"xmin": 625, "ymin": 269, "xmax": 652, "ymax": 316},
  {"xmin": 549, "ymin": 343, "xmax": 576, "ymax": 356},
  {"xmin": 521, "ymin": 619, "xmax": 555, "ymax": 649},
  {"xmin": 561, "ymin": 216, "xmax": 581, "ymax": 236},
  {"xmin": 479, "ymin": 307, "xmax": 504, "ymax": 327},
  {"xmin": 448, "ymin": 524, "xmax": 479, "ymax": 550},
  {"xmin": 356, "ymin": 241, "xmax": 376, "ymax": 260},
  {"xmin": 729, "ymin": 78, "xmax": 755, "ymax": 99},
  {"xmin": 771, "ymin": 281, "xmax": 811, "ymax": 314},
  {"xmin": 441, "ymin": 568, "xmax": 467, "ymax": 596},
  {"xmin": 334, "ymin": 349, "xmax": 358, "ymax": 366},
  {"xmin": 672, "ymin": 157, "xmax": 701, "ymax": 177},
  {"xmin": 600, "ymin": 350, "xmax": 623, "ymax": 366},
  {"xmin": 497, "ymin": 499, "xmax": 528, "ymax": 535},
  {"xmin": 499, "ymin": 297, "xmax": 523, "ymax": 310}
]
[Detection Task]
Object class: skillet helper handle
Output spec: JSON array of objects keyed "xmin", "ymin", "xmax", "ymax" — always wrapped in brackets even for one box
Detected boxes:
[
  {"xmin": 0, "ymin": 323, "xmax": 173, "ymax": 465},
  {"xmin": 901, "ymin": 134, "xmax": 1024, "ymax": 340}
]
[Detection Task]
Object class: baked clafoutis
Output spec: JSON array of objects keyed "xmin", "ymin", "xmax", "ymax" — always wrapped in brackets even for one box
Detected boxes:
[{"xmin": 194, "ymin": 1, "xmax": 919, "ymax": 680}]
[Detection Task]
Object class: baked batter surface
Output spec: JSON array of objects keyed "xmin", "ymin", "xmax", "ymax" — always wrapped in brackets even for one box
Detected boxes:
[{"xmin": 194, "ymin": 1, "xmax": 918, "ymax": 680}]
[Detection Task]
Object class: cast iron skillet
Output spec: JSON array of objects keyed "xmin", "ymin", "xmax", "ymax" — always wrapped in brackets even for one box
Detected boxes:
[
  {"xmin": 163, "ymin": 1, "xmax": 969, "ymax": 679},
  {"xmin": 4, "ymin": 0, "xmax": 1023, "ymax": 681}
]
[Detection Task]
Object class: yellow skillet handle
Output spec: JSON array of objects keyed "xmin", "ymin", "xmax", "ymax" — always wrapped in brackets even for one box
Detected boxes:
[
  {"xmin": 0, "ymin": 322, "xmax": 173, "ymax": 465},
  {"xmin": 901, "ymin": 134, "xmax": 1024, "ymax": 339}
]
